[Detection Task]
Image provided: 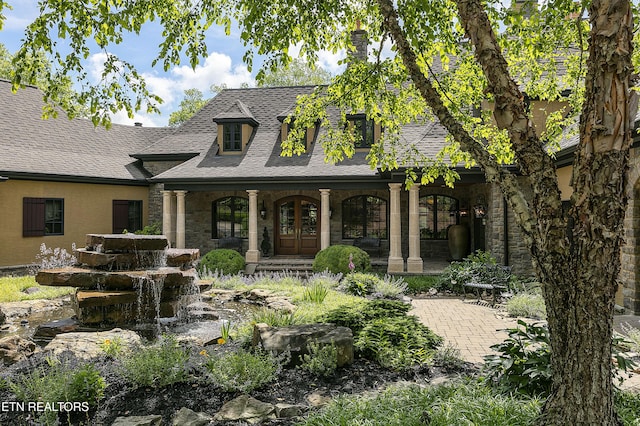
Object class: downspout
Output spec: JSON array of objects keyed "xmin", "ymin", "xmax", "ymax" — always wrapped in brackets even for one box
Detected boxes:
[{"xmin": 503, "ymin": 198, "xmax": 509, "ymax": 267}]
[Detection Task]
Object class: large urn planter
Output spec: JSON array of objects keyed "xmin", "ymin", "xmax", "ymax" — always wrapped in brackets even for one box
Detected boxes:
[{"xmin": 447, "ymin": 224, "xmax": 469, "ymax": 261}]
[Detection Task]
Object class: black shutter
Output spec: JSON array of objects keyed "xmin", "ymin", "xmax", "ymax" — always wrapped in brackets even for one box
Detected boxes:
[
  {"xmin": 112, "ymin": 200, "xmax": 129, "ymax": 234},
  {"xmin": 23, "ymin": 198, "xmax": 45, "ymax": 237}
]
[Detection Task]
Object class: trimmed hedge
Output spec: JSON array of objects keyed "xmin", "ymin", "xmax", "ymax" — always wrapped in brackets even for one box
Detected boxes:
[
  {"xmin": 312, "ymin": 245, "xmax": 371, "ymax": 274},
  {"xmin": 197, "ymin": 249, "xmax": 245, "ymax": 275}
]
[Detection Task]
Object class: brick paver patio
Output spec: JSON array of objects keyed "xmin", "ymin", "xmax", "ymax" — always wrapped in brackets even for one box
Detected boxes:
[{"xmin": 411, "ymin": 297, "xmax": 640, "ymax": 392}]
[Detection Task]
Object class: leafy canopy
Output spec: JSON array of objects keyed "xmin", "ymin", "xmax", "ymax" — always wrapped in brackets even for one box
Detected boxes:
[{"xmin": 0, "ymin": 0, "xmax": 636, "ymax": 178}]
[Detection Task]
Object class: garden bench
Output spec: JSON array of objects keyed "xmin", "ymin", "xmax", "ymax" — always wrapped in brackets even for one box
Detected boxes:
[
  {"xmin": 463, "ymin": 281, "xmax": 508, "ymax": 306},
  {"xmin": 353, "ymin": 237, "xmax": 382, "ymax": 257},
  {"xmin": 217, "ymin": 237, "xmax": 244, "ymax": 254}
]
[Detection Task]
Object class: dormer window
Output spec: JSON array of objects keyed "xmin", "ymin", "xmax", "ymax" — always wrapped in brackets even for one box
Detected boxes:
[
  {"xmin": 347, "ymin": 114, "xmax": 379, "ymax": 149},
  {"xmin": 278, "ymin": 108, "xmax": 316, "ymax": 153},
  {"xmin": 223, "ymin": 123, "xmax": 242, "ymax": 151},
  {"xmin": 212, "ymin": 100, "xmax": 259, "ymax": 155}
]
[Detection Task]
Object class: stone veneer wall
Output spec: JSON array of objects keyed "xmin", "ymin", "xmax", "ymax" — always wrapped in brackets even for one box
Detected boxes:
[
  {"xmin": 142, "ymin": 160, "xmax": 189, "ymax": 230},
  {"xmin": 486, "ymin": 182, "xmax": 534, "ymax": 276},
  {"xmin": 620, "ymin": 147, "xmax": 640, "ymax": 313}
]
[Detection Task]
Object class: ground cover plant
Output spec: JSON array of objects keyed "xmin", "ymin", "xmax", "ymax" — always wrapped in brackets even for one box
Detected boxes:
[
  {"xmin": 0, "ymin": 276, "xmax": 74, "ymax": 302},
  {"xmin": 438, "ymin": 250, "xmax": 515, "ymax": 294}
]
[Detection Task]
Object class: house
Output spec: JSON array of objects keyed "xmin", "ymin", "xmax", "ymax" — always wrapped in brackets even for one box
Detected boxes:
[
  {"xmin": 0, "ymin": 79, "xmax": 171, "ymax": 270},
  {"xmin": 1, "ymin": 75, "xmax": 639, "ymax": 314}
]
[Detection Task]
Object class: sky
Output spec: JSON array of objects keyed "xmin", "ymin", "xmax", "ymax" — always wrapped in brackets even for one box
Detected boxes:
[{"xmin": 0, "ymin": 1, "xmax": 346, "ymax": 127}]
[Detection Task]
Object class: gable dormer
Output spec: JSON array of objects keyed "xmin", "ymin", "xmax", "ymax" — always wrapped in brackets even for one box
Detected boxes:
[
  {"xmin": 346, "ymin": 113, "xmax": 382, "ymax": 150},
  {"xmin": 212, "ymin": 100, "xmax": 259, "ymax": 155},
  {"xmin": 277, "ymin": 106, "xmax": 317, "ymax": 153}
]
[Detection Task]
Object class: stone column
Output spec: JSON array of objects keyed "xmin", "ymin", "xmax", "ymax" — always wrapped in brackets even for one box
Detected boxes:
[
  {"xmin": 387, "ymin": 183, "xmax": 404, "ymax": 273},
  {"xmin": 175, "ymin": 190, "xmax": 187, "ymax": 249},
  {"xmin": 407, "ymin": 183, "xmax": 423, "ymax": 273},
  {"xmin": 320, "ymin": 189, "xmax": 331, "ymax": 250},
  {"xmin": 246, "ymin": 190, "xmax": 261, "ymax": 263},
  {"xmin": 162, "ymin": 190, "xmax": 175, "ymax": 248}
]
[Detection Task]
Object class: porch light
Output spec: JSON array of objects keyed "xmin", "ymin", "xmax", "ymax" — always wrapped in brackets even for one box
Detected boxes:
[
  {"xmin": 260, "ymin": 201, "xmax": 267, "ymax": 220},
  {"xmin": 473, "ymin": 196, "xmax": 487, "ymax": 219}
]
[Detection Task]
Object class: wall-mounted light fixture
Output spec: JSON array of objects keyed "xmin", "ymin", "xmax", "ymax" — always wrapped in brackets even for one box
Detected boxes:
[
  {"xmin": 473, "ymin": 196, "xmax": 487, "ymax": 220},
  {"xmin": 329, "ymin": 206, "xmax": 333, "ymax": 218},
  {"xmin": 459, "ymin": 200, "xmax": 469, "ymax": 217},
  {"xmin": 260, "ymin": 200, "xmax": 267, "ymax": 220}
]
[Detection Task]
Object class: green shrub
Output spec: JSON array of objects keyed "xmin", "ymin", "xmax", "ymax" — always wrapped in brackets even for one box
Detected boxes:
[
  {"xmin": 372, "ymin": 275, "xmax": 408, "ymax": 299},
  {"xmin": 341, "ymin": 272, "xmax": 383, "ymax": 296},
  {"xmin": 402, "ymin": 275, "xmax": 440, "ymax": 294},
  {"xmin": 134, "ymin": 222, "xmax": 162, "ymax": 235},
  {"xmin": 355, "ymin": 316, "xmax": 443, "ymax": 370},
  {"xmin": 7, "ymin": 357, "xmax": 107, "ymax": 424},
  {"xmin": 438, "ymin": 250, "xmax": 513, "ymax": 293},
  {"xmin": 322, "ymin": 299, "xmax": 411, "ymax": 333},
  {"xmin": 120, "ymin": 335, "xmax": 191, "ymax": 388},
  {"xmin": 67, "ymin": 364, "xmax": 107, "ymax": 406},
  {"xmin": 197, "ymin": 249, "xmax": 245, "ymax": 275},
  {"xmin": 299, "ymin": 381, "xmax": 541, "ymax": 426},
  {"xmin": 505, "ymin": 293, "xmax": 546, "ymax": 319},
  {"xmin": 302, "ymin": 281, "xmax": 329, "ymax": 303},
  {"xmin": 615, "ymin": 391, "xmax": 640, "ymax": 425},
  {"xmin": 299, "ymin": 341, "xmax": 338, "ymax": 378},
  {"xmin": 312, "ymin": 245, "xmax": 370, "ymax": 274},
  {"xmin": 433, "ymin": 343, "xmax": 466, "ymax": 371},
  {"xmin": 205, "ymin": 350, "xmax": 278, "ymax": 392},
  {"xmin": 251, "ymin": 307, "xmax": 303, "ymax": 327},
  {"xmin": 483, "ymin": 320, "xmax": 552, "ymax": 397}
]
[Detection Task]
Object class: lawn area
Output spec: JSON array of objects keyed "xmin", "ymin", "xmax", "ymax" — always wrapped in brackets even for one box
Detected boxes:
[{"xmin": 0, "ymin": 276, "xmax": 75, "ymax": 303}]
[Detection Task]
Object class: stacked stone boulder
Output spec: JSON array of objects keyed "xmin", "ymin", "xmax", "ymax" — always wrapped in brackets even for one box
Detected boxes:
[{"xmin": 36, "ymin": 234, "xmax": 199, "ymax": 326}]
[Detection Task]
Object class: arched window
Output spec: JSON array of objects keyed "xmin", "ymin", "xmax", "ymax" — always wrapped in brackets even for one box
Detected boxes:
[
  {"xmin": 342, "ymin": 195, "xmax": 387, "ymax": 239},
  {"xmin": 419, "ymin": 195, "xmax": 459, "ymax": 239},
  {"xmin": 212, "ymin": 197, "xmax": 248, "ymax": 239}
]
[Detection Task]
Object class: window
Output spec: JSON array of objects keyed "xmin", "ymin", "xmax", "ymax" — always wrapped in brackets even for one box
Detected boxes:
[
  {"xmin": 223, "ymin": 123, "xmax": 242, "ymax": 151},
  {"xmin": 342, "ymin": 195, "xmax": 387, "ymax": 239},
  {"xmin": 23, "ymin": 197, "xmax": 64, "ymax": 236},
  {"xmin": 212, "ymin": 196, "xmax": 248, "ymax": 238},
  {"xmin": 347, "ymin": 114, "xmax": 376, "ymax": 148},
  {"xmin": 419, "ymin": 195, "xmax": 459, "ymax": 239},
  {"xmin": 113, "ymin": 200, "xmax": 143, "ymax": 234}
]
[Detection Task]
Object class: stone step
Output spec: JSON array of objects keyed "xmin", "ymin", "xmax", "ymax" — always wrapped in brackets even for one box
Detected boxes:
[
  {"xmin": 36, "ymin": 266, "xmax": 198, "ymax": 289},
  {"xmin": 85, "ymin": 233, "xmax": 168, "ymax": 252}
]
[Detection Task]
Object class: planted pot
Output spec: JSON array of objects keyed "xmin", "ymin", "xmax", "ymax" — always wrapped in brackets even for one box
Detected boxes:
[{"xmin": 447, "ymin": 224, "xmax": 469, "ymax": 261}]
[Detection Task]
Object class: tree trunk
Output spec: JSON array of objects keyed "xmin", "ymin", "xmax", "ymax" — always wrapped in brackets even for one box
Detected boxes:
[{"xmin": 378, "ymin": 0, "xmax": 634, "ymax": 423}]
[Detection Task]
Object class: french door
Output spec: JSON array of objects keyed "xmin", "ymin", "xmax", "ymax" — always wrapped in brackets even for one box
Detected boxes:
[{"xmin": 275, "ymin": 196, "xmax": 320, "ymax": 256}]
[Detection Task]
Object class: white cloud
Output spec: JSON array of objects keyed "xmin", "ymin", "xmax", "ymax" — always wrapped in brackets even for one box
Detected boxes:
[{"xmin": 106, "ymin": 51, "xmax": 255, "ymax": 127}]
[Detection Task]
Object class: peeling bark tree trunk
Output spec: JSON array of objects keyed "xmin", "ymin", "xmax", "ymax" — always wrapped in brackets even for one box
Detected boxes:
[
  {"xmin": 379, "ymin": 0, "xmax": 635, "ymax": 423},
  {"xmin": 540, "ymin": 0, "xmax": 635, "ymax": 424}
]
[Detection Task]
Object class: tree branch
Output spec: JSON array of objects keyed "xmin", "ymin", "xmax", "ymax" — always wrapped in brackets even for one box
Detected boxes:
[{"xmin": 376, "ymin": 0, "xmax": 534, "ymax": 236}]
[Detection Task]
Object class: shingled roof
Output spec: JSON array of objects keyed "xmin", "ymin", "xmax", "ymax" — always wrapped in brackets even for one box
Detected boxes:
[
  {"xmin": 0, "ymin": 79, "xmax": 171, "ymax": 184},
  {"xmin": 149, "ymin": 85, "xmax": 451, "ymax": 186}
]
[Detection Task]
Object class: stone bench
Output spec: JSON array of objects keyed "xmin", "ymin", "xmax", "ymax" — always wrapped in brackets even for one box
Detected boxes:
[
  {"xmin": 463, "ymin": 281, "xmax": 508, "ymax": 306},
  {"xmin": 353, "ymin": 237, "xmax": 381, "ymax": 257}
]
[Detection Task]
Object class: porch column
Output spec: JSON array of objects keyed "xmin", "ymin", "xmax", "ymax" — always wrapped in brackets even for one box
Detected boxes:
[
  {"xmin": 320, "ymin": 189, "xmax": 331, "ymax": 250},
  {"xmin": 175, "ymin": 190, "xmax": 187, "ymax": 249},
  {"xmin": 388, "ymin": 183, "xmax": 405, "ymax": 273},
  {"xmin": 246, "ymin": 190, "xmax": 261, "ymax": 263},
  {"xmin": 162, "ymin": 190, "xmax": 175, "ymax": 247},
  {"xmin": 407, "ymin": 183, "xmax": 424, "ymax": 273}
]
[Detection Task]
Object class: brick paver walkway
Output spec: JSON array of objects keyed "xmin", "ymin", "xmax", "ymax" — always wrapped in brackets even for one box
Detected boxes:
[
  {"xmin": 411, "ymin": 297, "xmax": 640, "ymax": 392},
  {"xmin": 411, "ymin": 297, "xmax": 516, "ymax": 364}
]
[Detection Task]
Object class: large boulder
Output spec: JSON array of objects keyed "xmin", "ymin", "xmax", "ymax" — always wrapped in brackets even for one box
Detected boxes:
[
  {"xmin": 214, "ymin": 395, "xmax": 275, "ymax": 424},
  {"xmin": 171, "ymin": 407, "xmax": 212, "ymax": 426},
  {"xmin": 44, "ymin": 328, "xmax": 141, "ymax": 359},
  {"xmin": 0, "ymin": 335, "xmax": 38, "ymax": 366},
  {"xmin": 111, "ymin": 415, "xmax": 162, "ymax": 426},
  {"xmin": 252, "ymin": 323, "xmax": 354, "ymax": 367}
]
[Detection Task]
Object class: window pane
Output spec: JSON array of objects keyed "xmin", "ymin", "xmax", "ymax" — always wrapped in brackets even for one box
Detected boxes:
[
  {"xmin": 224, "ymin": 124, "xmax": 242, "ymax": 151},
  {"xmin": 45, "ymin": 199, "xmax": 64, "ymax": 235},
  {"xmin": 128, "ymin": 201, "xmax": 142, "ymax": 232},
  {"xmin": 353, "ymin": 119, "xmax": 374, "ymax": 148},
  {"xmin": 213, "ymin": 197, "xmax": 248, "ymax": 238},
  {"xmin": 420, "ymin": 195, "xmax": 458, "ymax": 239},
  {"xmin": 342, "ymin": 195, "xmax": 387, "ymax": 239},
  {"xmin": 436, "ymin": 196, "xmax": 458, "ymax": 238},
  {"xmin": 279, "ymin": 201, "xmax": 295, "ymax": 235}
]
